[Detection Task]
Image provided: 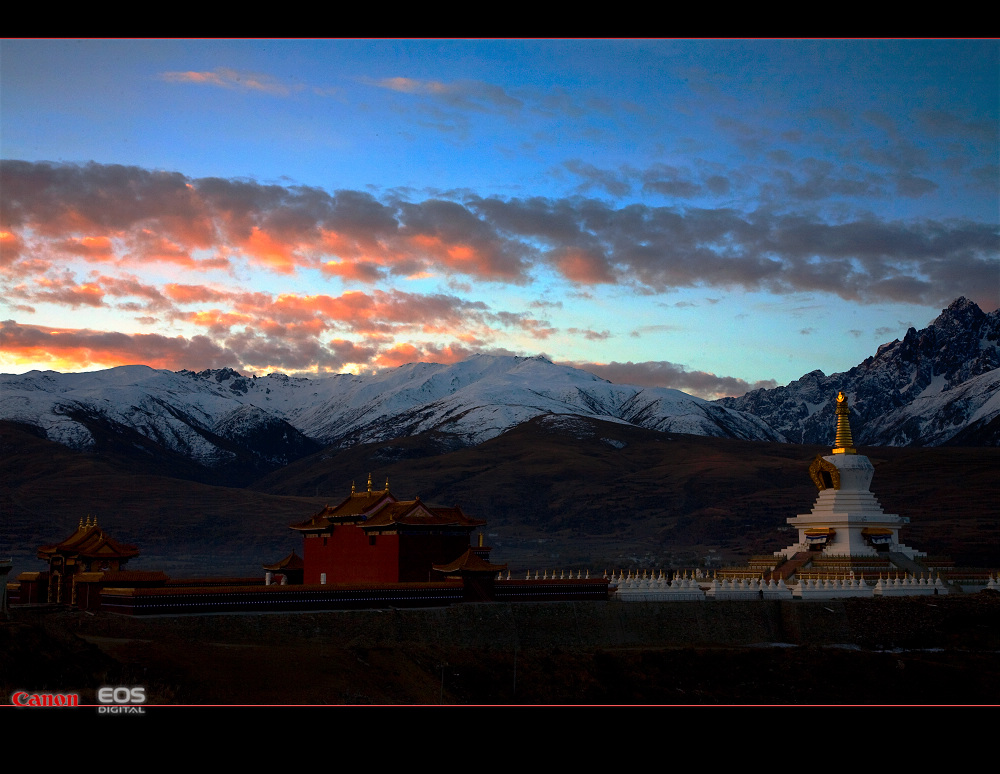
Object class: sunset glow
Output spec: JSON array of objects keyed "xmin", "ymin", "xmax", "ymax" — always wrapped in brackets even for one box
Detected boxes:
[{"xmin": 1, "ymin": 40, "xmax": 996, "ymax": 397}]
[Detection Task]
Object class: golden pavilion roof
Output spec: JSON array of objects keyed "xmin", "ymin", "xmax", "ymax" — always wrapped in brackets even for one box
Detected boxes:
[
  {"xmin": 289, "ymin": 479, "xmax": 484, "ymax": 533},
  {"xmin": 37, "ymin": 517, "xmax": 139, "ymax": 561}
]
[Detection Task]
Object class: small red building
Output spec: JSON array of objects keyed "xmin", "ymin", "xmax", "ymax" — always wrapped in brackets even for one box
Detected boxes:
[{"xmin": 290, "ymin": 476, "xmax": 488, "ymax": 584}]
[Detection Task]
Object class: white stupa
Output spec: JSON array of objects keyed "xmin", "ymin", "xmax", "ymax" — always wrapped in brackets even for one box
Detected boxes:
[{"xmin": 777, "ymin": 391, "xmax": 924, "ymax": 560}]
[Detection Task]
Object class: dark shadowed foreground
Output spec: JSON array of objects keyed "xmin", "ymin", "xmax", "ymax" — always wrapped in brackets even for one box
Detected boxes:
[{"xmin": 4, "ymin": 593, "xmax": 998, "ymax": 705}]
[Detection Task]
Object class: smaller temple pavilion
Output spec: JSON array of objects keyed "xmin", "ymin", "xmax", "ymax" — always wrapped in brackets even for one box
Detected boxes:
[
  {"xmin": 289, "ymin": 475, "xmax": 493, "ymax": 584},
  {"xmin": 432, "ymin": 535, "xmax": 508, "ymax": 601},
  {"xmin": 262, "ymin": 551, "xmax": 304, "ymax": 585},
  {"xmin": 778, "ymin": 391, "xmax": 923, "ymax": 560},
  {"xmin": 33, "ymin": 516, "xmax": 140, "ymax": 604}
]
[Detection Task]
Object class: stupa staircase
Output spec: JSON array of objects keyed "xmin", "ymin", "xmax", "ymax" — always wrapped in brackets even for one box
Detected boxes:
[{"xmin": 771, "ymin": 552, "xmax": 812, "ymax": 581}]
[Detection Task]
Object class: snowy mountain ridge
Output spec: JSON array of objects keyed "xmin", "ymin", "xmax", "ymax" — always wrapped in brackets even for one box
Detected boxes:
[
  {"xmin": 715, "ymin": 297, "xmax": 1000, "ymax": 446},
  {"xmin": 0, "ymin": 354, "xmax": 785, "ymax": 477},
  {"xmin": 2, "ymin": 299, "xmax": 997, "ymax": 479}
]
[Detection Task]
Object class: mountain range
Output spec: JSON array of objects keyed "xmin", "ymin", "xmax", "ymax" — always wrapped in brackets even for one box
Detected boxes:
[
  {"xmin": 718, "ymin": 297, "xmax": 1000, "ymax": 447},
  {"xmin": 1, "ymin": 298, "xmax": 997, "ymax": 486},
  {"xmin": 0, "ymin": 351, "xmax": 783, "ymax": 484},
  {"xmin": 3, "ymin": 296, "xmax": 998, "ymax": 573}
]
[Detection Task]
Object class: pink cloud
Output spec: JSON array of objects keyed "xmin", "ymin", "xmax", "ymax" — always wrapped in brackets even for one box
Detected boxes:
[{"xmin": 160, "ymin": 67, "xmax": 296, "ymax": 96}]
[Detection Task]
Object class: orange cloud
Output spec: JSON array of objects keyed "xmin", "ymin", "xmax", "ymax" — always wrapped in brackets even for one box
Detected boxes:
[
  {"xmin": 258, "ymin": 317, "xmax": 327, "ymax": 339},
  {"xmin": 236, "ymin": 227, "xmax": 300, "ymax": 274},
  {"xmin": 125, "ymin": 230, "xmax": 210, "ymax": 269},
  {"xmin": 56, "ymin": 236, "xmax": 115, "ymax": 260},
  {"xmin": 0, "ymin": 230, "xmax": 26, "ymax": 266},
  {"xmin": 29, "ymin": 278, "xmax": 105, "ymax": 307},
  {"xmin": 404, "ymin": 233, "xmax": 522, "ymax": 281},
  {"xmin": 321, "ymin": 260, "xmax": 385, "ymax": 282},
  {"xmin": 163, "ymin": 283, "xmax": 230, "ymax": 304},
  {"xmin": 373, "ymin": 342, "xmax": 474, "ymax": 369},
  {"xmin": 185, "ymin": 309, "xmax": 255, "ymax": 331},
  {"xmin": 2, "ymin": 161, "xmax": 538, "ymax": 285},
  {"xmin": 0, "ymin": 320, "xmax": 236, "ymax": 371},
  {"xmin": 551, "ymin": 247, "xmax": 615, "ymax": 284}
]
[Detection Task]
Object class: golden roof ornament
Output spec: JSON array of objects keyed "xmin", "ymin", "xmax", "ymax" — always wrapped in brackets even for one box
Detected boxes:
[
  {"xmin": 832, "ymin": 391, "xmax": 857, "ymax": 454},
  {"xmin": 367, "ymin": 473, "xmax": 372, "ymax": 493}
]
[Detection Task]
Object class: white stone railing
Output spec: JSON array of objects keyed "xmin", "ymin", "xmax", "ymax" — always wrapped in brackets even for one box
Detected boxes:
[
  {"xmin": 604, "ymin": 568, "xmax": 959, "ymax": 602},
  {"xmin": 707, "ymin": 577, "xmax": 793, "ymax": 600},
  {"xmin": 496, "ymin": 566, "xmax": 965, "ymax": 601},
  {"xmin": 794, "ymin": 576, "xmax": 873, "ymax": 599},
  {"xmin": 872, "ymin": 573, "xmax": 948, "ymax": 596}
]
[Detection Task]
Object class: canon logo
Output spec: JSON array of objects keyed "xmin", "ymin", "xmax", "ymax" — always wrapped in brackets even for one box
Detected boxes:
[{"xmin": 11, "ymin": 691, "xmax": 79, "ymax": 707}]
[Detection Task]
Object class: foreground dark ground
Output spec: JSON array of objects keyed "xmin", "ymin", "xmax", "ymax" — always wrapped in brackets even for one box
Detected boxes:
[{"xmin": 4, "ymin": 593, "xmax": 998, "ymax": 705}]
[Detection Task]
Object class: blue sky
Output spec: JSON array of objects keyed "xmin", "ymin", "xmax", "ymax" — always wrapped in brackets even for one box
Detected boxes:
[{"xmin": 1, "ymin": 39, "xmax": 997, "ymax": 397}]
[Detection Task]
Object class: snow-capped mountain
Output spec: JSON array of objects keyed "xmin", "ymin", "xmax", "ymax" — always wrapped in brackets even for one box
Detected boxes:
[
  {"xmin": 239, "ymin": 355, "xmax": 785, "ymax": 447},
  {"xmin": 715, "ymin": 297, "xmax": 1000, "ymax": 446},
  {"xmin": 861, "ymin": 367, "xmax": 1000, "ymax": 447},
  {"xmin": 0, "ymin": 365, "xmax": 321, "ymax": 477},
  {"xmin": 2, "ymin": 298, "xmax": 996, "ymax": 479},
  {"xmin": 0, "ymin": 355, "xmax": 785, "ymax": 477}
]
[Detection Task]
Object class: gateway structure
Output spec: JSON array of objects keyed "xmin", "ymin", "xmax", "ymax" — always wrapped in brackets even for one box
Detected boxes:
[{"xmin": 777, "ymin": 391, "xmax": 923, "ymax": 560}]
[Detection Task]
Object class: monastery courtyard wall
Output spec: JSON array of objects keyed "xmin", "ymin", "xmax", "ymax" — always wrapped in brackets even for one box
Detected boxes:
[
  {"xmin": 22, "ymin": 593, "xmax": 999, "ymax": 652},
  {"xmin": 7, "ymin": 594, "xmax": 997, "ymax": 703}
]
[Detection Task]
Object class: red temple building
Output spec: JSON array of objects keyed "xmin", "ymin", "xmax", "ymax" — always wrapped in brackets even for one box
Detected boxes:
[{"xmin": 290, "ymin": 475, "xmax": 493, "ymax": 584}]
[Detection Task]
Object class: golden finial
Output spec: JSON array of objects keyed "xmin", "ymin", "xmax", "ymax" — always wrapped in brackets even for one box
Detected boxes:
[
  {"xmin": 78, "ymin": 517, "xmax": 84, "ymax": 530},
  {"xmin": 367, "ymin": 473, "xmax": 372, "ymax": 493},
  {"xmin": 351, "ymin": 480, "xmax": 355, "ymax": 494},
  {"xmin": 832, "ymin": 391, "xmax": 857, "ymax": 454},
  {"xmin": 384, "ymin": 477, "xmax": 389, "ymax": 491}
]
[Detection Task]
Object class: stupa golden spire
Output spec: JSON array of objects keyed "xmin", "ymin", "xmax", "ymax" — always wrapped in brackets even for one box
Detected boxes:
[{"xmin": 831, "ymin": 391, "xmax": 857, "ymax": 454}]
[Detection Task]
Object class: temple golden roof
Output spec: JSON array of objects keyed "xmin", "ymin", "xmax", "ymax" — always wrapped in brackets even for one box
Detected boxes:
[
  {"xmin": 289, "ymin": 480, "xmax": 484, "ymax": 532},
  {"xmin": 37, "ymin": 517, "xmax": 139, "ymax": 561}
]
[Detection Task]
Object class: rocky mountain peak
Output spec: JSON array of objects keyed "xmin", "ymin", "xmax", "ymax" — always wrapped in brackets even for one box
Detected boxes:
[
  {"xmin": 931, "ymin": 296, "xmax": 985, "ymax": 330},
  {"xmin": 716, "ymin": 297, "xmax": 1000, "ymax": 447}
]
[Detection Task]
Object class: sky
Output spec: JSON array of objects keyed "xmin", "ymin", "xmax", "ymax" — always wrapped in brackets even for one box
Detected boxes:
[{"xmin": 1, "ymin": 39, "xmax": 997, "ymax": 399}]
